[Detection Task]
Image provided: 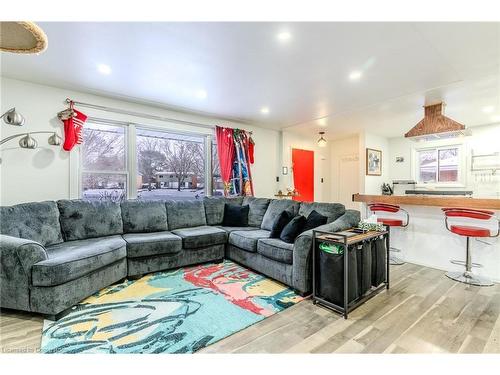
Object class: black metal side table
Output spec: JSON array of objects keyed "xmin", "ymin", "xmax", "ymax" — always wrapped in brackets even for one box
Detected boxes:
[{"xmin": 312, "ymin": 228, "xmax": 390, "ymax": 319}]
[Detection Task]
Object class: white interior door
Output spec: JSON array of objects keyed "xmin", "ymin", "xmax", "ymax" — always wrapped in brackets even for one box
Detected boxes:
[{"xmin": 333, "ymin": 154, "xmax": 359, "ymax": 209}]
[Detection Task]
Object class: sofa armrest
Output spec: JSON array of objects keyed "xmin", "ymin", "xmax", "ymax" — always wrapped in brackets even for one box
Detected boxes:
[
  {"xmin": 0, "ymin": 234, "xmax": 48, "ymax": 311},
  {"xmin": 291, "ymin": 209, "xmax": 361, "ymax": 293}
]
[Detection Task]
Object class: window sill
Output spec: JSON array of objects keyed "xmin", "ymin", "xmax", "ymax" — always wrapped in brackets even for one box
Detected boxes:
[{"xmin": 415, "ymin": 183, "xmax": 466, "ymax": 189}]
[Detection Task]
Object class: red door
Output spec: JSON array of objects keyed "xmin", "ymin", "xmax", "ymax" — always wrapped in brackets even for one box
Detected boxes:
[{"xmin": 292, "ymin": 148, "xmax": 314, "ymax": 202}]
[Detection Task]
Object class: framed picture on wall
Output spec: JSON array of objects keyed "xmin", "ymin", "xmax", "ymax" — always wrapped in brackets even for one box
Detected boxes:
[{"xmin": 366, "ymin": 148, "xmax": 382, "ymax": 176}]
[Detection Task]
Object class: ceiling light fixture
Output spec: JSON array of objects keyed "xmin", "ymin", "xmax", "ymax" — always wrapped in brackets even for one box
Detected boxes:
[
  {"xmin": 277, "ymin": 31, "xmax": 292, "ymax": 42},
  {"xmin": 491, "ymin": 115, "xmax": 500, "ymax": 123},
  {"xmin": 349, "ymin": 70, "xmax": 362, "ymax": 81},
  {"xmin": 317, "ymin": 131, "xmax": 327, "ymax": 147},
  {"xmin": 97, "ymin": 64, "xmax": 112, "ymax": 75},
  {"xmin": 482, "ymin": 106, "xmax": 495, "ymax": 113},
  {"xmin": 260, "ymin": 107, "xmax": 270, "ymax": 114},
  {"xmin": 195, "ymin": 89, "xmax": 207, "ymax": 99}
]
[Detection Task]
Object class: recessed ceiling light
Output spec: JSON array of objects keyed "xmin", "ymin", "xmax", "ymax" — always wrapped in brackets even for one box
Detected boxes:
[
  {"xmin": 97, "ymin": 64, "xmax": 112, "ymax": 75},
  {"xmin": 482, "ymin": 106, "xmax": 495, "ymax": 113},
  {"xmin": 260, "ymin": 107, "xmax": 270, "ymax": 114},
  {"xmin": 349, "ymin": 70, "xmax": 362, "ymax": 81},
  {"xmin": 276, "ymin": 31, "xmax": 292, "ymax": 42},
  {"xmin": 195, "ymin": 89, "xmax": 207, "ymax": 99},
  {"xmin": 491, "ymin": 115, "xmax": 500, "ymax": 122},
  {"xmin": 317, "ymin": 118, "xmax": 327, "ymax": 126}
]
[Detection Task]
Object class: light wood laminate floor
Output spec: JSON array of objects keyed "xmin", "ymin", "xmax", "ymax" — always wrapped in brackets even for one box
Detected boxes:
[{"xmin": 1, "ymin": 263, "xmax": 499, "ymax": 353}]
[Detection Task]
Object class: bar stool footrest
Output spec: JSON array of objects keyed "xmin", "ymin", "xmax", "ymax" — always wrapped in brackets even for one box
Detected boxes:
[{"xmin": 450, "ymin": 260, "xmax": 483, "ymax": 268}]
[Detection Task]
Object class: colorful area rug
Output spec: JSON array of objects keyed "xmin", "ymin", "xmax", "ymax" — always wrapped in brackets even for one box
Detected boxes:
[{"xmin": 40, "ymin": 260, "xmax": 303, "ymax": 353}]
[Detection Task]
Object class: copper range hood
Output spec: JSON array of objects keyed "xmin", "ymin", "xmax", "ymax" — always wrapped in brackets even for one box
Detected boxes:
[{"xmin": 405, "ymin": 102, "xmax": 469, "ymax": 141}]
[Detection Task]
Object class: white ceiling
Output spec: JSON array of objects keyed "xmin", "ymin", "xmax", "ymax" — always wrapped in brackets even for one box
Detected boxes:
[{"xmin": 1, "ymin": 22, "xmax": 499, "ymax": 138}]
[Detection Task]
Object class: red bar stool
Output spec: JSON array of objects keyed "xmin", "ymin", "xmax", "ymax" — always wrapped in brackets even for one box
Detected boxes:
[
  {"xmin": 442, "ymin": 207, "xmax": 499, "ymax": 286},
  {"xmin": 367, "ymin": 203, "xmax": 409, "ymax": 265}
]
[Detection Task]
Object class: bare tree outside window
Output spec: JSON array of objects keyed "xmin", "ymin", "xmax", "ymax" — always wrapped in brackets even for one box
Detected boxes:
[
  {"xmin": 81, "ymin": 123, "xmax": 127, "ymax": 201},
  {"xmin": 136, "ymin": 128, "xmax": 206, "ymax": 201}
]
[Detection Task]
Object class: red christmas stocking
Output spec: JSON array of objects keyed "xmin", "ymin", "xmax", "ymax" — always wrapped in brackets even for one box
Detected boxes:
[
  {"xmin": 248, "ymin": 138, "xmax": 255, "ymax": 164},
  {"xmin": 62, "ymin": 109, "xmax": 87, "ymax": 151}
]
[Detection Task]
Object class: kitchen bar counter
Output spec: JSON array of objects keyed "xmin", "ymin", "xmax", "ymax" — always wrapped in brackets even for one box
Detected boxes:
[
  {"xmin": 353, "ymin": 193, "xmax": 500, "ymax": 210},
  {"xmin": 352, "ymin": 193, "xmax": 500, "ymax": 282}
]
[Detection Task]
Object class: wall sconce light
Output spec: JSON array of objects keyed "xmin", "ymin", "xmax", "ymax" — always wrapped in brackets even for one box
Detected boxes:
[
  {"xmin": 1, "ymin": 106, "xmax": 63, "ymax": 163},
  {"xmin": 317, "ymin": 131, "xmax": 327, "ymax": 147},
  {"xmin": 282, "ymin": 166, "xmax": 288, "ymax": 175},
  {"xmin": 18, "ymin": 133, "xmax": 38, "ymax": 149},
  {"xmin": 1, "ymin": 108, "xmax": 25, "ymax": 126}
]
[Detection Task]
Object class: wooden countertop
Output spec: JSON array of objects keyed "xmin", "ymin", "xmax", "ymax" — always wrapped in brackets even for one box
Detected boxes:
[{"xmin": 352, "ymin": 193, "xmax": 500, "ymax": 210}]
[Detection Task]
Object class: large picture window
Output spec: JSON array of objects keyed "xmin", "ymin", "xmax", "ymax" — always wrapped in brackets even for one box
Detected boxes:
[
  {"xmin": 81, "ymin": 122, "xmax": 127, "ymax": 201},
  {"xmin": 79, "ymin": 120, "xmax": 219, "ymax": 201},
  {"xmin": 415, "ymin": 145, "xmax": 462, "ymax": 185}
]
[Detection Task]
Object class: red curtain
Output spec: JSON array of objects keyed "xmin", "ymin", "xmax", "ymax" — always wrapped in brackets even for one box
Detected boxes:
[{"xmin": 216, "ymin": 126, "xmax": 235, "ymax": 196}]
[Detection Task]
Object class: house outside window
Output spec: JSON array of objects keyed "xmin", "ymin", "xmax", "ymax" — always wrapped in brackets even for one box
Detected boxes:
[{"xmin": 413, "ymin": 143, "xmax": 464, "ymax": 186}]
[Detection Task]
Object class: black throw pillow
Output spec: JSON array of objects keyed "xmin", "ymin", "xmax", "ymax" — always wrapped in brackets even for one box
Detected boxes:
[
  {"xmin": 280, "ymin": 215, "xmax": 307, "ymax": 243},
  {"xmin": 222, "ymin": 203, "xmax": 249, "ymax": 227},
  {"xmin": 302, "ymin": 210, "xmax": 328, "ymax": 232},
  {"xmin": 270, "ymin": 210, "xmax": 294, "ymax": 238}
]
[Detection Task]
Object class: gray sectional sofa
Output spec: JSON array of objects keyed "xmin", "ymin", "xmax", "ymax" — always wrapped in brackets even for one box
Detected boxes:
[{"xmin": 0, "ymin": 196, "xmax": 359, "ymax": 318}]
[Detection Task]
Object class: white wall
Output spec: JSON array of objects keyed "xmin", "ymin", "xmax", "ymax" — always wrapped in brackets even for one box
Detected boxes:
[
  {"xmin": 0, "ymin": 77, "xmax": 281, "ymax": 205},
  {"xmin": 280, "ymin": 131, "xmax": 331, "ymax": 202},
  {"xmin": 388, "ymin": 123, "xmax": 500, "ymax": 198},
  {"xmin": 361, "ymin": 132, "xmax": 390, "ymax": 196}
]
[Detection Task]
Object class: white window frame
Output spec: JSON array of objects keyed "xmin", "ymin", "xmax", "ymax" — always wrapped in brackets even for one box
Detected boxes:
[
  {"xmin": 78, "ymin": 120, "xmax": 130, "ymax": 199},
  {"xmin": 72, "ymin": 116, "xmax": 217, "ymax": 200},
  {"xmin": 411, "ymin": 139, "xmax": 466, "ymax": 188}
]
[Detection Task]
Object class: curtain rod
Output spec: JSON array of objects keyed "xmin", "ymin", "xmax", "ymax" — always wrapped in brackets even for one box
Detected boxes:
[{"xmin": 65, "ymin": 98, "xmax": 215, "ymax": 130}]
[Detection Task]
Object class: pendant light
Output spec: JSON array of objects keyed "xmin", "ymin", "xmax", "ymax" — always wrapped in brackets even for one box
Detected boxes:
[{"xmin": 317, "ymin": 131, "xmax": 327, "ymax": 147}]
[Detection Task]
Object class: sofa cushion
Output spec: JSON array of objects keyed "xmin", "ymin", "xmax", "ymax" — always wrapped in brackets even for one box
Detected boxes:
[
  {"xmin": 0, "ymin": 201, "xmax": 63, "ymax": 246},
  {"xmin": 122, "ymin": 232, "xmax": 182, "ymax": 258},
  {"xmin": 270, "ymin": 210, "xmax": 294, "ymax": 238},
  {"xmin": 203, "ymin": 196, "xmax": 244, "ymax": 225},
  {"xmin": 261, "ymin": 200, "xmax": 300, "ymax": 231},
  {"xmin": 280, "ymin": 215, "xmax": 307, "ymax": 243},
  {"xmin": 32, "ymin": 235, "xmax": 126, "ymax": 287},
  {"xmin": 171, "ymin": 226, "xmax": 227, "ymax": 249},
  {"xmin": 166, "ymin": 200, "xmax": 207, "ymax": 230},
  {"xmin": 229, "ymin": 229, "xmax": 271, "ymax": 253},
  {"xmin": 299, "ymin": 202, "xmax": 345, "ymax": 224},
  {"xmin": 121, "ymin": 200, "xmax": 168, "ymax": 233},
  {"xmin": 57, "ymin": 200, "xmax": 123, "ymax": 241},
  {"xmin": 217, "ymin": 226, "xmax": 260, "ymax": 233},
  {"xmin": 242, "ymin": 197, "xmax": 271, "ymax": 227},
  {"xmin": 302, "ymin": 210, "xmax": 328, "ymax": 232},
  {"xmin": 257, "ymin": 238, "xmax": 294, "ymax": 264},
  {"xmin": 222, "ymin": 203, "xmax": 249, "ymax": 227}
]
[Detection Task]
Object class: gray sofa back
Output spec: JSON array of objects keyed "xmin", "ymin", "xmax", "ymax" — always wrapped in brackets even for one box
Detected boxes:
[
  {"xmin": 166, "ymin": 200, "xmax": 207, "ymax": 230},
  {"xmin": 298, "ymin": 202, "xmax": 345, "ymax": 223},
  {"xmin": 242, "ymin": 197, "xmax": 270, "ymax": 227},
  {"xmin": 57, "ymin": 200, "xmax": 124, "ymax": 241},
  {"xmin": 260, "ymin": 199, "xmax": 300, "ymax": 231},
  {"xmin": 203, "ymin": 196, "xmax": 244, "ymax": 225},
  {"xmin": 0, "ymin": 201, "xmax": 63, "ymax": 246},
  {"xmin": 121, "ymin": 200, "xmax": 168, "ymax": 233}
]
